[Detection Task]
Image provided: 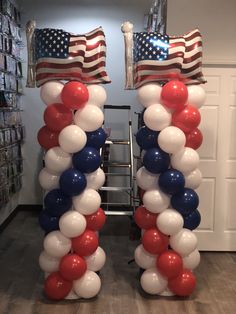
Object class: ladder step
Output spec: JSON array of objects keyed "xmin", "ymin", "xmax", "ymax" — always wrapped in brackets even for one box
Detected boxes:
[
  {"xmin": 100, "ymin": 186, "xmax": 132, "ymax": 192},
  {"xmin": 105, "ymin": 139, "xmax": 130, "ymax": 145},
  {"xmin": 104, "ymin": 173, "xmax": 130, "ymax": 176},
  {"xmin": 102, "ymin": 202, "xmax": 132, "ymax": 206},
  {"xmin": 104, "ymin": 105, "xmax": 131, "ymax": 110},
  {"xmin": 104, "ymin": 210, "xmax": 133, "ymax": 216},
  {"xmin": 102, "ymin": 161, "xmax": 130, "ymax": 167}
]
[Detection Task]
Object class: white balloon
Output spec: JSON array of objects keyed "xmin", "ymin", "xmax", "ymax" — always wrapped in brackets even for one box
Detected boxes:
[
  {"xmin": 187, "ymin": 85, "xmax": 206, "ymax": 109},
  {"xmin": 44, "ymin": 272, "xmax": 50, "ymax": 279},
  {"xmin": 85, "ymin": 168, "xmax": 105, "ymax": 190},
  {"xmin": 44, "ymin": 146, "xmax": 72, "ymax": 175},
  {"xmin": 43, "ymin": 190, "xmax": 50, "ymax": 198},
  {"xmin": 87, "ymin": 85, "xmax": 107, "ymax": 107},
  {"xmin": 73, "ymin": 270, "xmax": 101, "ymax": 299},
  {"xmin": 141, "ymin": 229, "xmax": 146, "ymax": 237},
  {"xmin": 136, "ymin": 166, "xmax": 159, "ymax": 190},
  {"xmin": 184, "ymin": 168, "xmax": 202, "ymax": 189},
  {"xmin": 143, "ymin": 189, "xmax": 170, "ymax": 213},
  {"xmin": 158, "ymin": 126, "xmax": 186, "ymax": 154},
  {"xmin": 74, "ymin": 104, "xmax": 104, "ymax": 132},
  {"xmin": 65, "ymin": 289, "xmax": 80, "ymax": 300},
  {"xmin": 134, "ymin": 244, "xmax": 157, "ymax": 269},
  {"xmin": 143, "ymin": 104, "xmax": 171, "ymax": 131},
  {"xmin": 43, "ymin": 231, "xmax": 71, "ymax": 258},
  {"xmin": 59, "ymin": 125, "xmax": 87, "ymax": 154},
  {"xmin": 183, "ymin": 249, "xmax": 200, "ymax": 270},
  {"xmin": 171, "ymin": 147, "xmax": 199, "ymax": 173},
  {"xmin": 38, "ymin": 167, "xmax": 60, "ymax": 190},
  {"xmin": 85, "ymin": 247, "xmax": 106, "ymax": 272},
  {"xmin": 140, "ymin": 267, "xmax": 168, "ymax": 295},
  {"xmin": 40, "ymin": 81, "xmax": 64, "ymax": 105},
  {"xmin": 137, "ymin": 83, "xmax": 162, "ymax": 108},
  {"xmin": 170, "ymin": 228, "xmax": 198, "ymax": 257},
  {"xmin": 59, "ymin": 210, "xmax": 87, "ymax": 238},
  {"xmin": 39, "ymin": 250, "xmax": 60, "ymax": 273},
  {"xmin": 73, "ymin": 188, "xmax": 101, "ymax": 215},
  {"xmin": 156, "ymin": 209, "xmax": 184, "ymax": 236},
  {"xmin": 160, "ymin": 287, "xmax": 175, "ymax": 296}
]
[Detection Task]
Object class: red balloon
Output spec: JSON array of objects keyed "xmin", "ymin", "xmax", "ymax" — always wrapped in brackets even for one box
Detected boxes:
[
  {"xmin": 134, "ymin": 206, "xmax": 158, "ymax": 229},
  {"xmin": 161, "ymin": 81, "xmax": 188, "ymax": 110},
  {"xmin": 61, "ymin": 81, "xmax": 89, "ymax": 110},
  {"xmin": 172, "ymin": 105, "xmax": 201, "ymax": 133},
  {"xmin": 37, "ymin": 126, "xmax": 59, "ymax": 150},
  {"xmin": 44, "ymin": 271, "xmax": 72, "ymax": 300},
  {"xmin": 85, "ymin": 208, "xmax": 106, "ymax": 231},
  {"xmin": 59, "ymin": 253, "xmax": 87, "ymax": 281},
  {"xmin": 185, "ymin": 128, "xmax": 203, "ymax": 150},
  {"xmin": 168, "ymin": 269, "xmax": 196, "ymax": 296},
  {"xmin": 142, "ymin": 228, "xmax": 169, "ymax": 255},
  {"xmin": 72, "ymin": 229, "xmax": 98, "ymax": 256},
  {"xmin": 156, "ymin": 250, "xmax": 183, "ymax": 279},
  {"xmin": 44, "ymin": 103, "xmax": 73, "ymax": 132}
]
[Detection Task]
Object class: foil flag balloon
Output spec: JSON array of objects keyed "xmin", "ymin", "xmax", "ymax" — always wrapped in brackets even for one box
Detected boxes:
[
  {"xmin": 26, "ymin": 20, "xmax": 111, "ymax": 87},
  {"xmin": 121, "ymin": 21, "xmax": 206, "ymax": 89}
]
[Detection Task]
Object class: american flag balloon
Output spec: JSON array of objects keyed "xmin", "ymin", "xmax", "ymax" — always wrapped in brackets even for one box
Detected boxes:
[
  {"xmin": 122, "ymin": 22, "xmax": 206, "ymax": 89},
  {"xmin": 26, "ymin": 22, "xmax": 111, "ymax": 87}
]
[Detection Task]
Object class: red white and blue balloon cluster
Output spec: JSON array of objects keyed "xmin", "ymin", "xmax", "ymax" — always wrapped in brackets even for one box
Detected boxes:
[
  {"xmin": 37, "ymin": 80, "xmax": 107, "ymax": 300},
  {"xmin": 134, "ymin": 81, "xmax": 205, "ymax": 297}
]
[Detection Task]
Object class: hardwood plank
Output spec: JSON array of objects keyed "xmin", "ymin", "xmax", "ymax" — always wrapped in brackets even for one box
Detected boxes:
[{"xmin": 0, "ymin": 210, "xmax": 236, "ymax": 314}]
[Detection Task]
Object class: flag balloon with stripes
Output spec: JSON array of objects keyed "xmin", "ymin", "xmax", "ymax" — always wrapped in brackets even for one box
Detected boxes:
[
  {"xmin": 133, "ymin": 28, "xmax": 206, "ymax": 89},
  {"xmin": 34, "ymin": 26, "xmax": 111, "ymax": 87}
]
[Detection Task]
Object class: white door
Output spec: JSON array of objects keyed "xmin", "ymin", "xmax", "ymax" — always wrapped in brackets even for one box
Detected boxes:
[{"xmin": 195, "ymin": 65, "xmax": 236, "ymax": 251}]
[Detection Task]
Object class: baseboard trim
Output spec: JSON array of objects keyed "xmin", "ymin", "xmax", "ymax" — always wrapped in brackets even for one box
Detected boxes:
[
  {"xmin": 17, "ymin": 204, "xmax": 42, "ymax": 211},
  {"xmin": 0, "ymin": 206, "xmax": 19, "ymax": 232},
  {"xmin": 0, "ymin": 204, "xmax": 42, "ymax": 232}
]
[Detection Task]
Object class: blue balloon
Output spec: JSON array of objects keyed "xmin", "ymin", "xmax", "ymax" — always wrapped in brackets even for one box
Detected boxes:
[
  {"xmin": 183, "ymin": 209, "xmax": 201, "ymax": 230},
  {"xmin": 72, "ymin": 147, "xmax": 101, "ymax": 173},
  {"xmin": 44, "ymin": 189, "xmax": 72, "ymax": 217},
  {"xmin": 86, "ymin": 128, "xmax": 107, "ymax": 149},
  {"xmin": 143, "ymin": 147, "xmax": 170, "ymax": 174},
  {"xmin": 136, "ymin": 126, "xmax": 159, "ymax": 150},
  {"xmin": 159, "ymin": 169, "xmax": 185, "ymax": 195},
  {"xmin": 171, "ymin": 188, "xmax": 199, "ymax": 216},
  {"xmin": 59, "ymin": 168, "xmax": 87, "ymax": 196},
  {"xmin": 39, "ymin": 210, "xmax": 59, "ymax": 233}
]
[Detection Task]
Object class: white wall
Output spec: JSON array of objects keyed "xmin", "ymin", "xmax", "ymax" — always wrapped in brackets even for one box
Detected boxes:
[
  {"xmin": 167, "ymin": 0, "xmax": 236, "ymax": 64},
  {"xmin": 20, "ymin": 0, "xmax": 236, "ymax": 204}
]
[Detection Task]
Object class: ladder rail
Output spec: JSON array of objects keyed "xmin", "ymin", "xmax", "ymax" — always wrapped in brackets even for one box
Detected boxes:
[
  {"xmin": 101, "ymin": 104, "xmax": 135, "ymax": 215},
  {"xmin": 128, "ymin": 108, "xmax": 135, "ymax": 212}
]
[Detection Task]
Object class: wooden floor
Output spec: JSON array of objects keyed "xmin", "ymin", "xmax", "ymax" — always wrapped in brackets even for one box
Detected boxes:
[{"xmin": 0, "ymin": 210, "xmax": 236, "ymax": 314}]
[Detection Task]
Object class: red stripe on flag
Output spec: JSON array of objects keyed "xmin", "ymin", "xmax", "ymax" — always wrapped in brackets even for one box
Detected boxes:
[
  {"xmin": 36, "ymin": 61, "xmax": 84, "ymax": 70},
  {"xmin": 36, "ymin": 71, "xmax": 110, "ymax": 83},
  {"xmin": 86, "ymin": 40, "xmax": 106, "ymax": 51},
  {"xmin": 86, "ymin": 30, "xmax": 105, "ymax": 40},
  {"xmin": 84, "ymin": 51, "xmax": 106, "ymax": 63}
]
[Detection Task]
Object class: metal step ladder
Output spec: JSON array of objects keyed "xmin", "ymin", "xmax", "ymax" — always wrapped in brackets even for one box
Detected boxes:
[{"xmin": 100, "ymin": 105, "xmax": 135, "ymax": 216}]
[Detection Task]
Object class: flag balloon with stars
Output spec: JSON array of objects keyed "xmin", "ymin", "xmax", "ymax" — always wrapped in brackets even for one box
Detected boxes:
[
  {"xmin": 26, "ymin": 21, "xmax": 110, "ymax": 87},
  {"xmin": 34, "ymin": 27, "xmax": 111, "ymax": 87},
  {"xmin": 122, "ymin": 22, "xmax": 206, "ymax": 89}
]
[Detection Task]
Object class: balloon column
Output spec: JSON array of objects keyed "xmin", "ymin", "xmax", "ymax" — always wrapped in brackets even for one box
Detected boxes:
[
  {"xmin": 37, "ymin": 80, "xmax": 107, "ymax": 300},
  {"xmin": 134, "ymin": 81, "xmax": 205, "ymax": 296}
]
